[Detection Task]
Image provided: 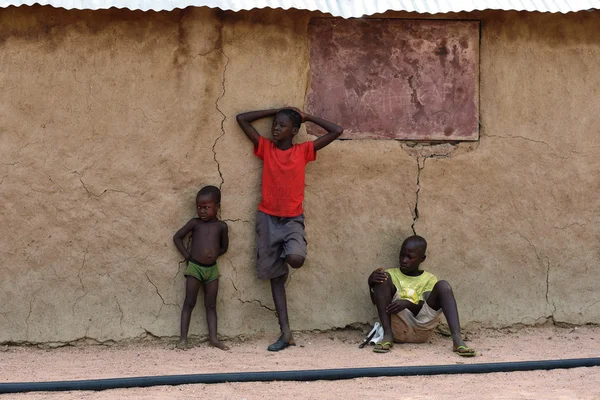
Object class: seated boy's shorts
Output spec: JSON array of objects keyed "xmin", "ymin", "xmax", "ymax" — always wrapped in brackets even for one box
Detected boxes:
[
  {"xmin": 184, "ymin": 258, "xmax": 220, "ymax": 284},
  {"xmin": 391, "ymin": 291, "xmax": 443, "ymax": 343},
  {"xmin": 255, "ymin": 210, "xmax": 307, "ymax": 280}
]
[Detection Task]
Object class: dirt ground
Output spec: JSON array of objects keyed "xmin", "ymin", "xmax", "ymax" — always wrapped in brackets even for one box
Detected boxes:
[{"xmin": 1, "ymin": 325, "xmax": 599, "ymax": 399}]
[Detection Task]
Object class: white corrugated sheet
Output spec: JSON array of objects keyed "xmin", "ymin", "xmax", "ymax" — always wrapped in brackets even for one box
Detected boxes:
[{"xmin": 1, "ymin": 0, "xmax": 598, "ymax": 16}]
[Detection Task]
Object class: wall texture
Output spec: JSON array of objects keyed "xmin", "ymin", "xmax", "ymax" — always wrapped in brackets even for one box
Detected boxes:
[{"xmin": 0, "ymin": 6, "xmax": 598, "ymax": 343}]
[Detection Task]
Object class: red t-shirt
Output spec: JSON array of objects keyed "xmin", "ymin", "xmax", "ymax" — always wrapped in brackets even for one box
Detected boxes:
[{"xmin": 254, "ymin": 136, "xmax": 316, "ymax": 217}]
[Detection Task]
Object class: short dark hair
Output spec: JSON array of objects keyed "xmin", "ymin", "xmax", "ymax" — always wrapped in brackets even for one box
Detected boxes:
[
  {"xmin": 402, "ymin": 235, "xmax": 427, "ymax": 253},
  {"xmin": 276, "ymin": 109, "xmax": 302, "ymax": 129},
  {"xmin": 196, "ymin": 185, "xmax": 221, "ymax": 204}
]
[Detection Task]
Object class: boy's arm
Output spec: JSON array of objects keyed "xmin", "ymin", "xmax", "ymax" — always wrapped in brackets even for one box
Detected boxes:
[
  {"xmin": 302, "ymin": 112, "xmax": 343, "ymax": 151},
  {"xmin": 219, "ymin": 222, "xmax": 229, "ymax": 255},
  {"xmin": 173, "ymin": 219, "xmax": 197, "ymax": 261},
  {"xmin": 236, "ymin": 109, "xmax": 279, "ymax": 148}
]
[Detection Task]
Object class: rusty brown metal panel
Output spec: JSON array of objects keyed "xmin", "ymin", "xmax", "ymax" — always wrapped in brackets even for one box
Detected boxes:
[{"xmin": 306, "ymin": 19, "xmax": 480, "ymax": 141}]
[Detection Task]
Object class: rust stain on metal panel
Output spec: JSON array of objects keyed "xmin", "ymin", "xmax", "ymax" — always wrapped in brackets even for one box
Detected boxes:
[{"xmin": 306, "ymin": 19, "xmax": 480, "ymax": 141}]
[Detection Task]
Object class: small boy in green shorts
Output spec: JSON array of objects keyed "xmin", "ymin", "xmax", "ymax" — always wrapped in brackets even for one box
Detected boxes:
[
  {"xmin": 368, "ymin": 235, "xmax": 476, "ymax": 356},
  {"xmin": 173, "ymin": 185, "xmax": 229, "ymax": 350}
]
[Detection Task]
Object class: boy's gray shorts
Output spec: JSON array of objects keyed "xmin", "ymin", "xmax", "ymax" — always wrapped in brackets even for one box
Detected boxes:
[{"xmin": 255, "ymin": 210, "xmax": 307, "ymax": 280}]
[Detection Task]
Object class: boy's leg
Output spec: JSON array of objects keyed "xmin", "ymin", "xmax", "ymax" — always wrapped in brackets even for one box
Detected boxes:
[
  {"xmin": 371, "ymin": 273, "xmax": 396, "ymax": 345},
  {"xmin": 425, "ymin": 280, "xmax": 475, "ymax": 355},
  {"xmin": 268, "ymin": 272, "xmax": 295, "ymax": 351},
  {"xmin": 178, "ymin": 276, "xmax": 202, "ymax": 349},
  {"xmin": 204, "ymin": 278, "xmax": 229, "ymax": 351},
  {"xmin": 283, "ymin": 215, "xmax": 306, "ymax": 269}
]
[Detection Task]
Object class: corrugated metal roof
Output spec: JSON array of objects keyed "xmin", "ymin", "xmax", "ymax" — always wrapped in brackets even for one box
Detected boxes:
[{"xmin": 1, "ymin": 0, "xmax": 598, "ymax": 16}]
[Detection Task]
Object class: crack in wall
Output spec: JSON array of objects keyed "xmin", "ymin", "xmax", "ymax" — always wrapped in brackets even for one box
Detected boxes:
[
  {"xmin": 72, "ymin": 62, "xmax": 100, "ymax": 139},
  {"xmin": 545, "ymin": 260, "xmax": 557, "ymax": 315},
  {"xmin": 115, "ymin": 297, "xmax": 124, "ymax": 329},
  {"xmin": 228, "ymin": 277, "xmax": 275, "ymax": 313},
  {"xmin": 77, "ymin": 175, "xmax": 140, "ymax": 199},
  {"xmin": 516, "ymin": 232, "xmax": 555, "ymax": 316},
  {"xmin": 285, "ymin": 269, "xmax": 297, "ymax": 288},
  {"xmin": 125, "ymin": 105, "xmax": 162, "ymax": 124},
  {"xmin": 78, "ymin": 177, "xmax": 100, "ymax": 197},
  {"xmin": 212, "ymin": 49, "xmax": 230, "ymax": 190},
  {"xmin": 1, "ymin": 86, "xmax": 16, "ymax": 94},
  {"xmin": 145, "ymin": 272, "xmax": 177, "ymax": 308},
  {"xmin": 173, "ymin": 237, "xmax": 192, "ymax": 282},
  {"xmin": 72, "ymin": 244, "xmax": 90, "ymax": 313},
  {"xmin": 483, "ymin": 134, "xmax": 578, "ymax": 160},
  {"xmin": 237, "ymin": 298, "xmax": 276, "ymax": 313},
  {"xmin": 25, "ymin": 287, "xmax": 42, "ymax": 339},
  {"xmin": 411, "ymin": 158, "xmax": 425, "ymax": 235},
  {"xmin": 173, "ymin": 262, "xmax": 184, "ymax": 283},
  {"xmin": 553, "ymin": 220, "xmax": 591, "ymax": 230}
]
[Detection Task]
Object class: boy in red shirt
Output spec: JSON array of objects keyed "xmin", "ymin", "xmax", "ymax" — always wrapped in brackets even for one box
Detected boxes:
[{"xmin": 236, "ymin": 108, "xmax": 343, "ymax": 351}]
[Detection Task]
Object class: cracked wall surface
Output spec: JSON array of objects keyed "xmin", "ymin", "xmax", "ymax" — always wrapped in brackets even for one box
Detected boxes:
[{"xmin": 1, "ymin": 7, "xmax": 599, "ymax": 343}]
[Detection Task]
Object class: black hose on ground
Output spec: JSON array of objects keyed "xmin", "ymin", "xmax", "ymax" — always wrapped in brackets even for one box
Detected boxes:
[{"xmin": 1, "ymin": 357, "xmax": 599, "ymax": 394}]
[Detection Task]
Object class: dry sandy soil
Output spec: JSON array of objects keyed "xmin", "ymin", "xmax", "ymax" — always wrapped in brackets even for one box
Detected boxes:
[{"xmin": 1, "ymin": 325, "xmax": 599, "ymax": 399}]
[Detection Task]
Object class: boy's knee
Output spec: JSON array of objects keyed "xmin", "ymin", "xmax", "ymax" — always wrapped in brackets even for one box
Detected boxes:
[
  {"xmin": 286, "ymin": 254, "xmax": 305, "ymax": 269},
  {"xmin": 435, "ymin": 280, "xmax": 453, "ymax": 294},
  {"xmin": 204, "ymin": 301, "xmax": 217, "ymax": 311},
  {"xmin": 183, "ymin": 298, "xmax": 197, "ymax": 310},
  {"xmin": 372, "ymin": 273, "xmax": 394, "ymax": 291}
]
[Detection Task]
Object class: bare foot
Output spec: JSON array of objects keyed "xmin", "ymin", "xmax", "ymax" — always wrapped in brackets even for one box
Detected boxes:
[
  {"xmin": 176, "ymin": 339, "xmax": 188, "ymax": 350},
  {"xmin": 210, "ymin": 339, "xmax": 230, "ymax": 351}
]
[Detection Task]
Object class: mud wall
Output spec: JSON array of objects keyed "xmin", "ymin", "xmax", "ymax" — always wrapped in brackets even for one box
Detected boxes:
[{"xmin": 1, "ymin": 6, "xmax": 598, "ymax": 343}]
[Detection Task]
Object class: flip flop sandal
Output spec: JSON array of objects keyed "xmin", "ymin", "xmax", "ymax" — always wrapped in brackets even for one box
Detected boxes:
[
  {"xmin": 454, "ymin": 345, "xmax": 476, "ymax": 357},
  {"xmin": 373, "ymin": 342, "xmax": 393, "ymax": 353}
]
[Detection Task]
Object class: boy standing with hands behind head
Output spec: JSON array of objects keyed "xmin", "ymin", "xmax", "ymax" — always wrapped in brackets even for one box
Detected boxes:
[{"xmin": 236, "ymin": 107, "xmax": 343, "ymax": 351}]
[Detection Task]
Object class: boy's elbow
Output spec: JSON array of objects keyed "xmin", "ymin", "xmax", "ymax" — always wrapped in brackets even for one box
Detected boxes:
[
  {"xmin": 335, "ymin": 127, "xmax": 344, "ymax": 137},
  {"xmin": 236, "ymin": 114, "xmax": 244, "ymax": 124}
]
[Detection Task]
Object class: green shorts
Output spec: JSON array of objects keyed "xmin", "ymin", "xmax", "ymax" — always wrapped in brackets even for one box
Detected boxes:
[{"xmin": 184, "ymin": 258, "xmax": 220, "ymax": 284}]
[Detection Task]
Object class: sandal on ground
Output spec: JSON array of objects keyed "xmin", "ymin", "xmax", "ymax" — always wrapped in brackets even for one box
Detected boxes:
[
  {"xmin": 373, "ymin": 342, "xmax": 393, "ymax": 353},
  {"xmin": 453, "ymin": 345, "xmax": 476, "ymax": 357},
  {"xmin": 267, "ymin": 336, "xmax": 296, "ymax": 352}
]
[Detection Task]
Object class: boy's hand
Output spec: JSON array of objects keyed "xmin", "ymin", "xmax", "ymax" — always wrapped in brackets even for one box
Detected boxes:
[
  {"xmin": 289, "ymin": 107, "xmax": 306, "ymax": 122},
  {"xmin": 368, "ymin": 268, "xmax": 388, "ymax": 286},
  {"xmin": 387, "ymin": 298, "xmax": 422, "ymax": 315},
  {"xmin": 386, "ymin": 300, "xmax": 404, "ymax": 314}
]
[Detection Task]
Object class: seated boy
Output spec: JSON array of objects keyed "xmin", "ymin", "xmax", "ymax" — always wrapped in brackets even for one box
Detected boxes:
[
  {"xmin": 173, "ymin": 185, "xmax": 229, "ymax": 350},
  {"xmin": 368, "ymin": 235, "xmax": 476, "ymax": 356}
]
